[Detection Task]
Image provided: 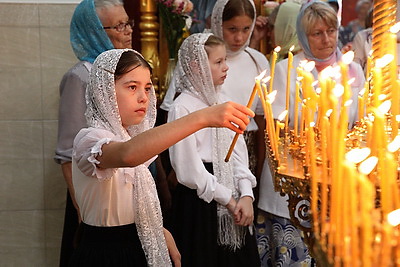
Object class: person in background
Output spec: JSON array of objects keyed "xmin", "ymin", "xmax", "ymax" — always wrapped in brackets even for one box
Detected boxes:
[
  {"xmin": 352, "ymin": 8, "xmax": 373, "ymax": 73},
  {"xmin": 259, "ymin": 1, "xmax": 365, "ymax": 266},
  {"xmin": 70, "ymin": 48, "xmax": 255, "ymax": 267},
  {"xmin": 339, "ymin": 0, "xmax": 372, "ymax": 48},
  {"xmin": 168, "ymin": 32, "xmax": 260, "ymax": 267},
  {"xmin": 54, "ymin": 0, "xmax": 132, "ymax": 265},
  {"xmin": 189, "ymin": 0, "xmax": 217, "ymax": 33}
]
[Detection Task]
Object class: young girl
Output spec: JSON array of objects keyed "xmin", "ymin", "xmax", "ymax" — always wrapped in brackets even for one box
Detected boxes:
[
  {"xmin": 168, "ymin": 33, "xmax": 260, "ymax": 267},
  {"xmin": 69, "ymin": 48, "xmax": 255, "ymax": 267}
]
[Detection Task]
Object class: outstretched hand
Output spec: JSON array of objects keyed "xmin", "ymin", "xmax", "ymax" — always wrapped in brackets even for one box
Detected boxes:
[{"xmin": 200, "ymin": 101, "xmax": 254, "ymax": 134}]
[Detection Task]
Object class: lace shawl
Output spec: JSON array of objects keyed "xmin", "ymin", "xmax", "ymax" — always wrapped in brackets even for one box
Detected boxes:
[
  {"xmin": 70, "ymin": 0, "xmax": 114, "ymax": 63},
  {"xmin": 175, "ymin": 33, "xmax": 246, "ymax": 250},
  {"xmin": 210, "ymin": 0, "xmax": 256, "ymax": 57},
  {"xmin": 85, "ymin": 49, "xmax": 171, "ymax": 266}
]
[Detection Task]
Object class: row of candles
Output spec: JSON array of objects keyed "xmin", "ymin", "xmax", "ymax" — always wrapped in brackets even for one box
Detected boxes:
[{"xmin": 228, "ymin": 24, "xmax": 400, "ymax": 266}]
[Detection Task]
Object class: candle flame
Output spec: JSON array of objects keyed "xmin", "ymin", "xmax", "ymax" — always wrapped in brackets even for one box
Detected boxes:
[
  {"xmin": 278, "ymin": 110, "xmax": 288, "ymax": 121},
  {"xmin": 347, "ymin": 77, "xmax": 355, "ymax": 85},
  {"xmin": 262, "ymin": 76, "xmax": 271, "ymax": 84},
  {"xmin": 333, "ymin": 84, "xmax": 344, "ymax": 98},
  {"xmin": 289, "ymin": 45, "xmax": 295, "ymax": 52},
  {"xmin": 396, "ymin": 115, "xmax": 400, "ymax": 122},
  {"xmin": 309, "ymin": 122, "xmax": 315, "ymax": 127},
  {"xmin": 376, "ymin": 55, "xmax": 394, "ymax": 68},
  {"xmin": 256, "ymin": 69, "xmax": 267, "ymax": 81},
  {"xmin": 345, "ymin": 147, "xmax": 371, "ymax": 163},
  {"xmin": 326, "ymin": 109, "xmax": 333, "ymax": 117},
  {"xmin": 315, "ymin": 87, "xmax": 321, "ymax": 94},
  {"xmin": 267, "ymin": 90, "xmax": 277, "ymax": 103},
  {"xmin": 312, "ymin": 80, "xmax": 318, "ymax": 87},
  {"xmin": 304, "ymin": 61, "xmax": 315, "ymax": 72},
  {"xmin": 344, "ymin": 99, "xmax": 353, "ymax": 107},
  {"xmin": 378, "ymin": 100, "xmax": 391, "ymax": 114},
  {"xmin": 274, "ymin": 46, "xmax": 281, "ymax": 53},
  {"xmin": 387, "ymin": 135, "xmax": 400, "ymax": 153},
  {"xmin": 390, "ymin": 22, "xmax": 400, "ymax": 34},
  {"xmin": 342, "ymin": 51, "xmax": 354, "ymax": 65},
  {"xmin": 359, "ymin": 88, "xmax": 365, "ymax": 96},
  {"xmin": 358, "ymin": 156, "xmax": 378, "ymax": 175},
  {"xmin": 388, "ymin": 209, "xmax": 400, "ymax": 226}
]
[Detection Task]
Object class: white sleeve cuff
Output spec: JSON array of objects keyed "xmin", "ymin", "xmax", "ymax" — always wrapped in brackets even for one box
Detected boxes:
[{"xmin": 238, "ymin": 179, "xmax": 254, "ymax": 201}]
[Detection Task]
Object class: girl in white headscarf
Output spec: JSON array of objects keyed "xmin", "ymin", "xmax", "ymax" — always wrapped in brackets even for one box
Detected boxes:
[
  {"xmin": 168, "ymin": 33, "xmax": 260, "ymax": 267},
  {"xmin": 69, "ymin": 49, "xmax": 255, "ymax": 267},
  {"xmin": 211, "ymin": 0, "xmax": 270, "ymax": 181}
]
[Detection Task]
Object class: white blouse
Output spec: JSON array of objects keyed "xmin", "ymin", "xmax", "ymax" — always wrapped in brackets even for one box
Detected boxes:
[
  {"xmin": 168, "ymin": 93, "xmax": 256, "ymax": 206},
  {"xmin": 72, "ymin": 127, "xmax": 155, "ymax": 226}
]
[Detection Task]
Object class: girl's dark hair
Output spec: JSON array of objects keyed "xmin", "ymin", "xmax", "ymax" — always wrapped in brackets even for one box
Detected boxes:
[
  {"xmin": 222, "ymin": 0, "xmax": 254, "ymax": 22},
  {"xmin": 114, "ymin": 51, "xmax": 152, "ymax": 80}
]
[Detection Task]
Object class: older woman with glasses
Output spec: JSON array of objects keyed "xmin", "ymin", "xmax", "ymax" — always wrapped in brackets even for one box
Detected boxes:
[
  {"xmin": 54, "ymin": 0, "xmax": 133, "ymax": 266},
  {"xmin": 256, "ymin": 1, "xmax": 365, "ymax": 266}
]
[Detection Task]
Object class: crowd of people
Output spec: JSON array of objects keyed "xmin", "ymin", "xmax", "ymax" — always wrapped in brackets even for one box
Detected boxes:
[{"xmin": 54, "ymin": 0, "xmax": 372, "ymax": 266}]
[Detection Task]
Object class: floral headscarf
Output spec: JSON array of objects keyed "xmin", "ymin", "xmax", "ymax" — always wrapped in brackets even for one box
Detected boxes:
[
  {"xmin": 70, "ymin": 0, "xmax": 114, "ymax": 63},
  {"xmin": 85, "ymin": 49, "xmax": 170, "ymax": 266},
  {"xmin": 210, "ymin": 0, "xmax": 256, "ymax": 57}
]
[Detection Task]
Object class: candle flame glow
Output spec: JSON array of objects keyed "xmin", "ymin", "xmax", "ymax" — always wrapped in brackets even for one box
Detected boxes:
[
  {"xmin": 358, "ymin": 156, "xmax": 378, "ymax": 175},
  {"xmin": 326, "ymin": 109, "xmax": 333, "ymax": 117},
  {"xmin": 396, "ymin": 115, "xmax": 400, "ymax": 122},
  {"xmin": 304, "ymin": 61, "xmax": 315, "ymax": 72},
  {"xmin": 333, "ymin": 84, "xmax": 344, "ymax": 98},
  {"xmin": 378, "ymin": 100, "xmax": 391, "ymax": 114},
  {"xmin": 388, "ymin": 209, "xmax": 400, "ymax": 226},
  {"xmin": 289, "ymin": 45, "xmax": 295, "ymax": 52},
  {"xmin": 256, "ymin": 69, "xmax": 267, "ymax": 81},
  {"xmin": 342, "ymin": 51, "xmax": 354, "ymax": 64},
  {"xmin": 344, "ymin": 99, "xmax": 353, "ymax": 107},
  {"xmin": 347, "ymin": 77, "xmax": 355, "ymax": 85},
  {"xmin": 376, "ymin": 55, "xmax": 394, "ymax": 68},
  {"xmin": 262, "ymin": 76, "xmax": 271, "ymax": 84},
  {"xmin": 274, "ymin": 46, "xmax": 281, "ymax": 53},
  {"xmin": 267, "ymin": 90, "xmax": 277, "ymax": 103},
  {"xmin": 345, "ymin": 147, "xmax": 371, "ymax": 163},
  {"xmin": 278, "ymin": 110, "xmax": 288, "ymax": 121},
  {"xmin": 359, "ymin": 88, "xmax": 365, "ymax": 96},
  {"xmin": 387, "ymin": 135, "xmax": 400, "ymax": 153},
  {"xmin": 390, "ymin": 22, "xmax": 400, "ymax": 34}
]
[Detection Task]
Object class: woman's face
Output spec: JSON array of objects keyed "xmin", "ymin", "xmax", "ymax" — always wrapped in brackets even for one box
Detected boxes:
[
  {"xmin": 222, "ymin": 15, "xmax": 253, "ymax": 52},
  {"xmin": 307, "ymin": 19, "xmax": 337, "ymax": 60},
  {"xmin": 115, "ymin": 66, "xmax": 151, "ymax": 128}
]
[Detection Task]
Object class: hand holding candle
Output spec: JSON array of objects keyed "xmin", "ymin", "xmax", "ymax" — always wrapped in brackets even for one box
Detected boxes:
[{"xmin": 225, "ymin": 70, "xmax": 267, "ymax": 162}]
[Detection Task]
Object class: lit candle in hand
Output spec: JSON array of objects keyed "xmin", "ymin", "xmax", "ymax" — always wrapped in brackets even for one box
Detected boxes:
[{"xmin": 285, "ymin": 45, "xmax": 294, "ymax": 133}]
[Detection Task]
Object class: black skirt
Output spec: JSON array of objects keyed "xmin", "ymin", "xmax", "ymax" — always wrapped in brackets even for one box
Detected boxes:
[
  {"xmin": 68, "ymin": 223, "xmax": 147, "ymax": 267},
  {"xmin": 171, "ymin": 163, "xmax": 261, "ymax": 267}
]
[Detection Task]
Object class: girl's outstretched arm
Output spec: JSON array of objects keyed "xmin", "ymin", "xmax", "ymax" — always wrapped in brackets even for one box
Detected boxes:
[{"xmin": 97, "ymin": 101, "xmax": 254, "ymax": 169}]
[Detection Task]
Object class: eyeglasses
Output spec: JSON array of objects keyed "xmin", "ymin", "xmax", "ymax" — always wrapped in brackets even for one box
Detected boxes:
[{"xmin": 103, "ymin": 20, "xmax": 134, "ymax": 32}]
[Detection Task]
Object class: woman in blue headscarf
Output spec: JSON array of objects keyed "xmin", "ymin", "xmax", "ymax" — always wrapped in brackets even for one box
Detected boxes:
[
  {"xmin": 54, "ymin": 0, "xmax": 133, "ymax": 265},
  {"xmin": 256, "ymin": 1, "xmax": 365, "ymax": 266}
]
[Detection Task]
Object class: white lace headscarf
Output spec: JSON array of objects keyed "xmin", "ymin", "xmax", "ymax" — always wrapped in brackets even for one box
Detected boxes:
[
  {"xmin": 210, "ymin": 0, "xmax": 256, "ymax": 57},
  {"xmin": 85, "ymin": 49, "xmax": 171, "ymax": 266},
  {"xmin": 175, "ymin": 33, "xmax": 246, "ymax": 250}
]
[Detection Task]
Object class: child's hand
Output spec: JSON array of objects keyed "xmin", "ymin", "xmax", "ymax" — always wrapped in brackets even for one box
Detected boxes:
[
  {"xmin": 233, "ymin": 196, "xmax": 254, "ymax": 226},
  {"xmin": 203, "ymin": 101, "xmax": 255, "ymax": 133},
  {"xmin": 225, "ymin": 197, "xmax": 237, "ymax": 215},
  {"xmin": 163, "ymin": 228, "xmax": 181, "ymax": 267}
]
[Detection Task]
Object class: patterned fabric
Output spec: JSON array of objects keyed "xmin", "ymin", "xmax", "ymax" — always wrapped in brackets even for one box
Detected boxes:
[
  {"xmin": 255, "ymin": 210, "xmax": 313, "ymax": 267},
  {"xmin": 70, "ymin": 0, "xmax": 114, "ymax": 63},
  {"xmin": 85, "ymin": 49, "xmax": 170, "ymax": 266}
]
